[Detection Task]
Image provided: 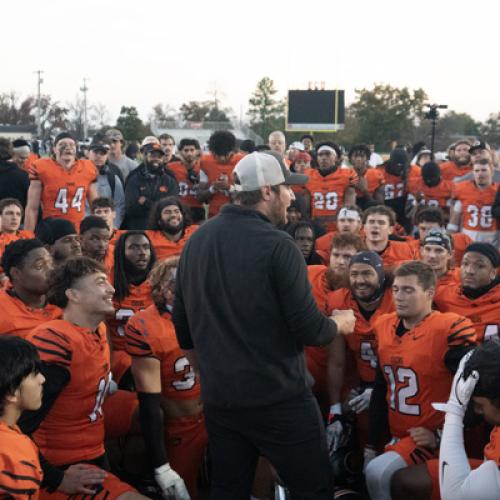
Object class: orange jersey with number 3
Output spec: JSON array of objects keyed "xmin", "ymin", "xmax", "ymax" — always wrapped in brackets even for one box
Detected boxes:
[
  {"xmin": 25, "ymin": 320, "xmax": 111, "ymax": 466},
  {"xmin": 167, "ymin": 161, "xmax": 202, "ymax": 208},
  {"xmin": 452, "ymin": 181, "xmax": 498, "ymax": 233},
  {"xmin": 125, "ymin": 305, "xmax": 200, "ymax": 401},
  {"xmin": 306, "ymin": 168, "xmax": 357, "ymax": 220},
  {"xmin": 375, "ymin": 311, "xmax": 476, "ymax": 438},
  {"xmin": 327, "ymin": 287, "xmax": 395, "ymax": 383},
  {"xmin": 146, "ymin": 226, "xmax": 198, "ymax": 261},
  {"xmin": 433, "ymin": 282, "xmax": 500, "ymax": 342},
  {"xmin": 30, "ymin": 158, "xmax": 96, "ymax": 226}
]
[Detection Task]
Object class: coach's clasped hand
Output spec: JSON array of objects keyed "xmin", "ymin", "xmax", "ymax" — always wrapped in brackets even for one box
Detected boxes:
[{"xmin": 330, "ymin": 309, "xmax": 356, "ymax": 335}]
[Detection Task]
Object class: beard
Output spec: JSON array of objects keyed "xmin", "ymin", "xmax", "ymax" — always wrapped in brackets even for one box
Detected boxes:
[
  {"xmin": 325, "ymin": 268, "xmax": 349, "ymax": 291},
  {"xmin": 160, "ymin": 220, "xmax": 184, "ymax": 235},
  {"xmin": 269, "ymin": 198, "xmax": 288, "ymax": 226},
  {"xmin": 455, "ymin": 154, "xmax": 471, "ymax": 166}
]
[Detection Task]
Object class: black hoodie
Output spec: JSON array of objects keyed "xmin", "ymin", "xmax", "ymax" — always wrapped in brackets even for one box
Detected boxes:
[{"xmin": 0, "ymin": 159, "xmax": 30, "ymax": 207}]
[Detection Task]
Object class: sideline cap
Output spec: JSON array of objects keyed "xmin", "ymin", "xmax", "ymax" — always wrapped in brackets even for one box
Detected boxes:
[{"xmin": 232, "ymin": 151, "xmax": 308, "ymax": 192}]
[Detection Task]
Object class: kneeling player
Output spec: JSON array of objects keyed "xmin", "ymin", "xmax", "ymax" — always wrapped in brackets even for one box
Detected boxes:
[
  {"xmin": 125, "ymin": 257, "xmax": 205, "ymax": 499},
  {"xmin": 20, "ymin": 257, "xmax": 146, "ymax": 499},
  {"xmin": 364, "ymin": 261, "xmax": 477, "ymax": 500},
  {"xmin": 0, "ymin": 336, "xmax": 44, "ymax": 498}
]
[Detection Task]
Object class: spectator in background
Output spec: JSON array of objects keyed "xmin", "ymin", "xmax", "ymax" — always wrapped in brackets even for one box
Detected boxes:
[
  {"xmin": 368, "ymin": 143, "xmax": 384, "ymax": 167},
  {"xmin": 11, "ymin": 139, "xmax": 34, "ymax": 172},
  {"xmin": 124, "ymin": 143, "xmax": 179, "ymax": 229},
  {"xmin": 0, "ymin": 138, "xmax": 30, "ymax": 208},
  {"xmin": 159, "ymin": 133, "xmax": 179, "ymax": 164},
  {"xmin": 300, "ymin": 134, "xmax": 314, "ymax": 153},
  {"xmin": 105, "ymin": 128, "xmax": 138, "ymax": 180},
  {"xmin": 88, "ymin": 135, "xmax": 125, "ymax": 228},
  {"xmin": 125, "ymin": 143, "xmax": 139, "ymax": 162},
  {"xmin": 440, "ymin": 139, "xmax": 472, "ymax": 181},
  {"xmin": 239, "ymin": 139, "xmax": 255, "ymax": 154},
  {"xmin": 268, "ymin": 130, "xmax": 287, "ymax": 162}
]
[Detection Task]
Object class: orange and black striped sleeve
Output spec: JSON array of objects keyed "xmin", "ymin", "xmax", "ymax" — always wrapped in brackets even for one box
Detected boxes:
[
  {"xmin": 0, "ymin": 453, "xmax": 42, "ymax": 498},
  {"xmin": 447, "ymin": 316, "xmax": 477, "ymax": 349},
  {"xmin": 125, "ymin": 317, "xmax": 154, "ymax": 358},
  {"xmin": 29, "ymin": 328, "xmax": 73, "ymax": 369}
]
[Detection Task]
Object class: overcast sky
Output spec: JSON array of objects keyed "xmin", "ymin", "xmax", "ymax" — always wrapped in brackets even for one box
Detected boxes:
[{"xmin": 4, "ymin": 0, "xmax": 499, "ymax": 125}]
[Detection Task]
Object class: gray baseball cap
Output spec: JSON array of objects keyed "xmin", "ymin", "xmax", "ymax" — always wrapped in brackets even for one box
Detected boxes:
[{"xmin": 233, "ymin": 151, "xmax": 308, "ymax": 192}]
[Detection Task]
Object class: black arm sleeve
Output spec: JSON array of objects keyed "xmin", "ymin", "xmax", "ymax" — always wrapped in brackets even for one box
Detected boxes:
[
  {"xmin": 368, "ymin": 365, "xmax": 389, "ymax": 448},
  {"xmin": 492, "ymin": 184, "xmax": 500, "ymax": 218},
  {"xmin": 18, "ymin": 364, "xmax": 70, "ymax": 434},
  {"xmin": 272, "ymin": 238, "xmax": 337, "ymax": 346},
  {"xmin": 444, "ymin": 345, "xmax": 476, "ymax": 373},
  {"xmin": 39, "ymin": 452, "xmax": 64, "ymax": 492},
  {"xmin": 137, "ymin": 392, "xmax": 167, "ymax": 469}
]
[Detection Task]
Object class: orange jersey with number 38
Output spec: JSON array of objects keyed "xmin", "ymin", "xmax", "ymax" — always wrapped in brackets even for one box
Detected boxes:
[
  {"xmin": 25, "ymin": 320, "xmax": 111, "ymax": 466},
  {"xmin": 30, "ymin": 158, "xmax": 96, "ymax": 226},
  {"xmin": 125, "ymin": 305, "xmax": 200, "ymax": 401},
  {"xmin": 374, "ymin": 311, "xmax": 476, "ymax": 438}
]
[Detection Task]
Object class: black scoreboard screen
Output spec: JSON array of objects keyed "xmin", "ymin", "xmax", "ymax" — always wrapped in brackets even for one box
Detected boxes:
[{"xmin": 286, "ymin": 90, "xmax": 345, "ymax": 131}]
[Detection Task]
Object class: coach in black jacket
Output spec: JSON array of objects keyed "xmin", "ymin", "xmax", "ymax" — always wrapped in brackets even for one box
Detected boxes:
[
  {"xmin": 123, "ymin": 143, "xmax": 178, "ymax": 229},
  {"xmin": 173, "ymin": 151, "xmax": 355, "ymax": 499}
]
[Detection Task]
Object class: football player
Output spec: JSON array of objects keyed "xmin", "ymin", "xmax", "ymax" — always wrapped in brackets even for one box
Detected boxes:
[
  {"xmin": 305, "ymin": 142, "xmax": 357, "ymax": 232},
  {"xmin": 146, "ymin": 197, "xmax": 198, "ymax": 261},
  {"xmin": 79, "ymin": 215, "xmax": 114, "ymax": 274},
  {"xmin": 434, "ymin": 243, "xmax": 500, "ymax": 342},
  {"xmin": 0, "ymin": 198, "xmax": 33, "ymax": 259},
  {"xmin": 364, "ymin": 261, "xmax": 477, "ymax": 500},
  {"xmin": 126, "ymin": 257, "xmax": 204, "ymax": 499},
  {"xmin": 35, "ymin": 218, "xmax": 82, "ymax": 264},
  {"xmin": 0, "ymin": 336, "xmax": 44, "ymax": 498},
  {"xmin": 24, "ymin": 132, "xmax": 98, "ymax": 231},
  {"xmin": 326, "ymin": 251, "xmax": 395, "ymax": 454},
  {"xmin": 21, "ymin": 257, "xmax": 145, "ymax": 498},
  {"xmin": 108, "ymin": 231, "xmax": 156, "ymax": 385},
  {"xmin": 0, "ymin": 239, "xmax": 60, "ymax": 338}
]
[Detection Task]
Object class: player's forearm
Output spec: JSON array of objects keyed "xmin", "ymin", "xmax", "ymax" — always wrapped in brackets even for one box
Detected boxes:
[
  {"xmin": 327, "ymin": 364, "xmax": 344, "ymax": 406},
  {"xmin": 24, "ymin": 206, "xmax": 38, "ymax": 231}
]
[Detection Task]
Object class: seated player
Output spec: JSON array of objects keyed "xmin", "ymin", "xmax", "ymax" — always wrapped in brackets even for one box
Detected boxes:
[
  {"xmin": 126, "ymin": 257, "xmax": 205, "ymax": 499},
  {"xmin": 0, "ymin": 239, "xmax": 61, "ymax": 337},
  {"xmin": 79, "ymin": 215, "xmax": 114, "ymax": 274},
  {"xmin": 146, "ymin": 197, "xmax": 198, "ymax": 261},
  {"xmin": 447, "ymin": 157, "xmax": 499, "ymax": 245},
  {"xmin": 364, "ymin": 261, "xmax": 477, "ymax": 500},
  {"xmin": 305, "ymin": 232, "xmax": 365, "ymax": 403},
  {"xmin": 167, "ymin": 138, "xmax": 205, "ymax": 223},
  {"xmin": 326, "ymin": 251, "xmax": 395, "ymax": 455},
  {"xmin": 315, "ymin": 205, "xmax": 363, "ymax": 262},
  {"xmin": 35, "ymin": 218, "xmax": 82, "ymax": 264},
  {"xmin": 21, "ymin": 257, "xmax": 145, "ymax": 498},
  {"xmin": 434, "ymin": 242, "xmax": 500, "ymax": 342},
  {"xmin": 0, "ymin": 198, "xmax": 34, "ymax": 259},
  {"xmin": 0, "ymin": 336, "xmax": 44, "ymax": 498},
  {"xmin": 108, "ymin": 231, "xmax": 156, "ymax": 385},
  {"xmin": 420, "ymin": 229, "xmax": 459, "ymax": 290},
  {"xmin": 412, "ymin": 207, "xmax": 472, "ymax": 266},
  {"xmin": 362, "ymin": 205, "xmax": 418, "ymax": 270},
  {"xmin": 348, "ymin": 144, "xmax": 385, "ymax": 210},
  {"xmin": 407, "ymin": 161, "xmax": 453, "ymax": 215},
  {"xmin": 287, "ymin": 220, "xmax": 323, "ymax": 265},
  {"xmin": 305, "ymin": 142, "xmax": 357, "ymax": 232}
]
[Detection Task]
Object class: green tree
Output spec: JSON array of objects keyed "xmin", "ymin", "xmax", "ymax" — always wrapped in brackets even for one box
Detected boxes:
[
  {"xmin": 248, "ymin": 77, "xmax": 285, "ymax": 140},
  {"xmin": 350, "ymin": 84, "xmax": 427, "ymax": 149},
  {"xmin": 115, "ymin": 106, "xmax": 150, "ymax": 140},
  {"xmin": 480, "ymin": 112, "xmax": 500, "ymax": 148},
  {"xmin": 179, "ymin": 101, "xmax": 211, "ymax": 122}
]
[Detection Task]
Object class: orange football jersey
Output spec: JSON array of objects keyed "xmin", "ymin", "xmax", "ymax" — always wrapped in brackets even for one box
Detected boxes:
[
  {"xmin": 108, "ymin": 281, "xmax": 154, "ymax": 352},
  {"xmin": 125, "ymin": 305, "xmax": 201, "ymax": 401},
  {"xmin": 376, "ymin": 165, "xmax": 420, "ymax": 201},
  {"xmin": 21, "ymin": 152, "xmax": 39, "ymax": 173},
  {"xmin": 0, "ymin": 290, "xmax": 61, "ymax": 338},
  {"xmin": 407, "ymin": 177, "xmax": 453, "ymax": 210},
  {"xmin": 355, "ymin": 168, "xmax": 385, "ymax": 199},
  {"xmin": 200, "ymin": 152, "xmax": 243, "ymax": 217},
  {"xmin": 484, "ymin": 426, "xmax": 500, "ymax": 465},
  {"xmin": 452, "ymin": 181, "xmax": 498, "ymax": 235},
  {"xmin": 327, "ymin": 287, "xmax": 395, "ymax": 384},
  {"xmin": 167, "ymin": 161, "xmax": 203, "ymax": 208},
  {"xmin": 30, "ymin": 158, "xmax": 97, "ymax": 226},
  {"xmin": 434, "ymin": 282, "xmax": 500, "ymax": 342},
  {"xmin": 0, "ymin": 422, "xmax": 42, "ymax": 499},
  {"xmin": 375, "ymin": 311, "xmax": 476, "ymax": 438},
  {"xmin": 145, "ymin": 225, "xmax": 198, "ymax": 261},
  {"xmin": 440, "ymin": 161, "xmax": 472, "ymax": 181},
  {"xmin": 108, "ymin": 229, "xmax": 125, "ymax": 248},
  {"xmin": 306, "ymin": 168, "xmax": 357, "ymax": 229},
  {"xmin": 371, "ymin": 240, "xmax": 418, "ymax": 270},
  {"xmin": 0, "ymin": 230, "xmax": 34, "ymax": 260},
  {"xmin": 412, "ymin": 232, "xmax": 472, "ymax": 267},
  {"xmin": 25, "ymin": 320, "xmax": 111, "ymax": 466}
]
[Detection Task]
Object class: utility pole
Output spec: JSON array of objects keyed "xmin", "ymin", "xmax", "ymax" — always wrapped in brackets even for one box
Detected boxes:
[
  {"xmin": 34, "ymin": 70, "xmax": 44, "ymax": 138},
  {"xmin": 80, "ymin": 78, "xmax": 89, "ymax": 140}
]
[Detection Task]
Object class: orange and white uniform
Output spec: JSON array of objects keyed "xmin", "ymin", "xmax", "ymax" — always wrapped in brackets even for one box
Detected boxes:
[
  {"xmin": 440, "ymin": 161, "xmax": 472, "ymax": 181},
  {"xmin": 376, "ymin": 165, "xmax": 420, "ymax": 201},
  {"xmin": 407, "ymin": 176, "xmax": 454, "ymax": 211},
  {"xmin": 146, "ymin": 226, "xmax": 198, "ymax": 261},
  {"xmin": 167, "ymin": 161, "xmax": 203, "ymax": 210}
]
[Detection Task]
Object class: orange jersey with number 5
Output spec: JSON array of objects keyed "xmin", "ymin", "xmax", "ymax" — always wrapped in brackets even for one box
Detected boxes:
[
  {"xmin": 30, "ymin": 158, "xmax": 96, "ymax": 226},
  {"xmin": 433, "ymin": 281, "xmax": 500, "ymax": 342},
  {"xmin": 125, "ymin": 305, "xmax": 200, "ymax": 401},
  {"xmin": 25, "ymin": 320, "xmax": 111, "ymax": 466},
  {"xmin": 327, "ymin": 287, "xmax": 395, "ymax": 383},
  {"xmin": 375, "ymin": 311, "xmax": 476, "ymax": 438}
]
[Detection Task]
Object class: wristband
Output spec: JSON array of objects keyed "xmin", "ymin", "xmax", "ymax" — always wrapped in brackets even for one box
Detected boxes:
[
  {"xmin": 446, "ymin": 223, "xmax": 459, "ymax": 231},
  {"xmin": 329, "ymin": 403, "xmax": 342, "ymax": 415}
]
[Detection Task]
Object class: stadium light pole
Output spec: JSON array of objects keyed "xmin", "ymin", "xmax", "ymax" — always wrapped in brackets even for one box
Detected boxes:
[
  {"xmin": 80, "ymin": 78, "xmax": 89, "ymax": 140},
  {"xmin": 35, "ymin": 70, "xmax": 44, "ymax": 138},
  {"xmin": 424, "ymin": 103, "xmax": 448, "ymax": 153}
]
